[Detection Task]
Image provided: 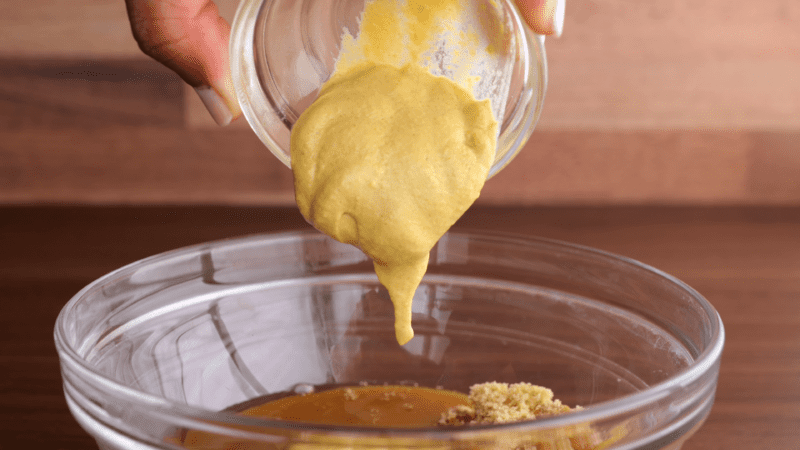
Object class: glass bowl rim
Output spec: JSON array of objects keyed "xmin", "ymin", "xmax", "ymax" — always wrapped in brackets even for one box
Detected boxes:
[{"xmin": 54, "ymin": 229, "xmax": 725, "ymax": 438}]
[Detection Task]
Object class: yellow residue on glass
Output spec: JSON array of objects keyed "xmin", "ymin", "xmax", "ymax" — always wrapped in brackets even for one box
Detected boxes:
[
  {"xmin": 336, "ymin": 0, "xmax": 482, "ymax": 90},
  {"xmin": 477, "ymin": 0, "xmax": 510, "ymax": 55},
  {"xmin": 402, "ymin": 0, "xmax": 462, "ymax": 60}
]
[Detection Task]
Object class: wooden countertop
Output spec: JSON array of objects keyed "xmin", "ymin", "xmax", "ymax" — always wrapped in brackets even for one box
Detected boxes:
[{"xmin": 1, "ymin": 206, "xmax": 798, "ymax": 449}]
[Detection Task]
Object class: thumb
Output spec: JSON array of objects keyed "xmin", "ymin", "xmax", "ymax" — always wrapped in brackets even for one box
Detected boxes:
[
  {"xmin": 126, "ymin": 0, "xmax": 242, "ymax": 125},
  {"xmin": 515, "ymin": 0, "xmax": 565, "ymax": 37}
]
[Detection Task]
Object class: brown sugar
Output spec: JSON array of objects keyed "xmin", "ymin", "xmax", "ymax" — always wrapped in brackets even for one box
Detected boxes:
[
  {"xmin": 177, "ymin": 383, "xmax": 602, "ymax": 450},
  {"xmin": 439, "ymin": 382, "xmax": 577, "ymax": 426}
]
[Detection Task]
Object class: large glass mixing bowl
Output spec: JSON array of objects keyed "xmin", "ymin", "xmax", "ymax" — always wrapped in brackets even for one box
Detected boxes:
[
  {"xmin": 230, "ymin": 0, "xmax": 547, "ymax": 177},
  {"xmin": 55, "ymin": 230, "xmax": 723, "ymax": 450}
]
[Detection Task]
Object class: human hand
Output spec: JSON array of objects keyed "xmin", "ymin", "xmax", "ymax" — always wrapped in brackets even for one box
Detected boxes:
[
  {"xmin": 517, "ymin": 0, "xmax": 565, "ymax": 37},
  {"xmin": 125, "ymin": 0, "xmax": 242, "ymax": 126},
  {"xmin": 125, "ymin": 0, "xmax": 565, "ymax": 126}
]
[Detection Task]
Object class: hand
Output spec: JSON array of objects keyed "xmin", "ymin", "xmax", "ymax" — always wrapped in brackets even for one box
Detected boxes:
[
  {"xmin": 516, "ymin": 0, "xmax": 565, "ymax": 37},
  {"xmin": 125, "ymin": 0, "xmax": 565, "ymax": 126},
  {"xmin": 125, "ymin": 0, "xmax": 242, "ymax": 126}
]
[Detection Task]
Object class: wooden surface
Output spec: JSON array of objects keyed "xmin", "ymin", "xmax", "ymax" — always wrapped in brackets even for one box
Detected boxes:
[
  {"xmin": 0, "ymin": 205, "xmax": 798, "ymax": 449},
  {"xmin": 2, "ymin": 0, "xmax": 800, "ymax": 205}
]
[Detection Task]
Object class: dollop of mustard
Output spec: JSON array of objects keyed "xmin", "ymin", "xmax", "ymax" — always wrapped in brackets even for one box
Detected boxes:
[{"xmin": 290, "ymin": 0, "xmax": 498, "ymax": 345}]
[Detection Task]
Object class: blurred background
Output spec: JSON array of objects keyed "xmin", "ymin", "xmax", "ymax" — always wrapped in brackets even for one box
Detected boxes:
[
  {"xmin": 2, "ymin": 0, "xmax": 799, "ymax": 206},
  {"xmin": 2, "ymin": 3, "xmax": 800, "ymax": 449}
]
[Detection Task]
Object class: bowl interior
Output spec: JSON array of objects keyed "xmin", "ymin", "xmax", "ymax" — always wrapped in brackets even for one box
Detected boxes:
[
  {"xmin": 57, "ymin": 231, "xmax": 723, "ymax": 449},
  {"xmin": 69, "ymin": 232, "xmax": 708, "ymax": 411}
]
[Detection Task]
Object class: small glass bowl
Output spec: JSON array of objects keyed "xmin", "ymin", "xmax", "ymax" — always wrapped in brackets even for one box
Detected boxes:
[
  {"xmin": 230, "ymin": 0, "xmax": 547, "ymax": 177},
  {"xmin": 55, "ymin": 231, "xmax": 724, "ymax": 450}
]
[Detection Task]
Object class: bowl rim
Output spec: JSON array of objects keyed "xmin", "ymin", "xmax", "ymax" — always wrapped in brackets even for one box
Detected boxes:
[{"xmin": 55, "ymin": 228, "xmax": 725, "ymax": 439}]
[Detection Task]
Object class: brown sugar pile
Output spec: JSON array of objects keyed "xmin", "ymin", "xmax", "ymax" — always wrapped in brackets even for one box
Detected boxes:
[{"xmin": 439, "ymin": 382, "xmax": 577, "ymax": 425}]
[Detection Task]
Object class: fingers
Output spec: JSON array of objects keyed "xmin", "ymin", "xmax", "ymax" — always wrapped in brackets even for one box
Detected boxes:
[
  {"xmin": 125, "ymin": 0, "xmax": 241, "ymax": 125},
  {"xmin": 124, "ymin": 0, "xmax": 562, "ymax": 126},
  {"xmin": 514, "ymin": 0, "xmax": 565, "ymax": 37}
]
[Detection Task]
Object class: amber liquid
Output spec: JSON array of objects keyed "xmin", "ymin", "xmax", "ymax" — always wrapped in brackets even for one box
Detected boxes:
[
  {"xmin": 178, "ymin": 385, "xmax": 470, "ymax": 449},
  {"xmin": 238, "ymin": 385, "xmax": 470, "ymax": 427}
]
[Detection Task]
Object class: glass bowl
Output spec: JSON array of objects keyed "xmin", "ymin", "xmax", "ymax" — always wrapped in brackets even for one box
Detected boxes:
[
  {"xmin": 229, "ymin": 0, "xmax": 548, "ymax": 177},
  {"xmin": 55, "ymin": 230, "xmax": 724, "ymax": 450}
]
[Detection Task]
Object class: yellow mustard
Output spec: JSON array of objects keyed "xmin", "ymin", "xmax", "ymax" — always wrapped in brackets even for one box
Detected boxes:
[{"xmin": 291, "ymin": 0, "xmax": 498, "ymax": 344}]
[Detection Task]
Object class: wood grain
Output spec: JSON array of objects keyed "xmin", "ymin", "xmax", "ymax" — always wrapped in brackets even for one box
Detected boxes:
[
  {"xmin": 3, "ymin": 120, "xmax": 800, "ymax": 204},
  {"xmin": 542, "ymin": 0, "xmax": 800, "ymax": 129},
  {"xmin": 0, "ymin": 58, "xmax": 184, "ymax": 129},
  {"xmin": 1, "ymin": 0, "xmax": 800, "ymax": 205},
  {"xmin": 0, "ymin": 0, "xmax": 242, "ymax": 57},
  {"xmin": 0, "ymin": 206, "xmax": 798, "ymax": 449},
  {"xmin": 2, "ymin": 0, "xmax": 798, "ymax": 129},
  {"xmin": 189, "ymin": 0, "xmax": 800, "ymax": 130}
]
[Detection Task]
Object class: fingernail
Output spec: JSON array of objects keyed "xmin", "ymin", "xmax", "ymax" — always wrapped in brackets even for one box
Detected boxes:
[
  {"xmin": 553, "ymin": 0, "xmax": 565, "ymax": 38},
  {"xmin": 195, "ymin": 86, "xmax": 234, "ymax": 126}
]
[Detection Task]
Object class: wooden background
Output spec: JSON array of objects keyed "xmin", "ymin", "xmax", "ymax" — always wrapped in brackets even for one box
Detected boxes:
[{"xmin": 1, "ymin": 0, "xmax": 799, "ymax": 205}]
